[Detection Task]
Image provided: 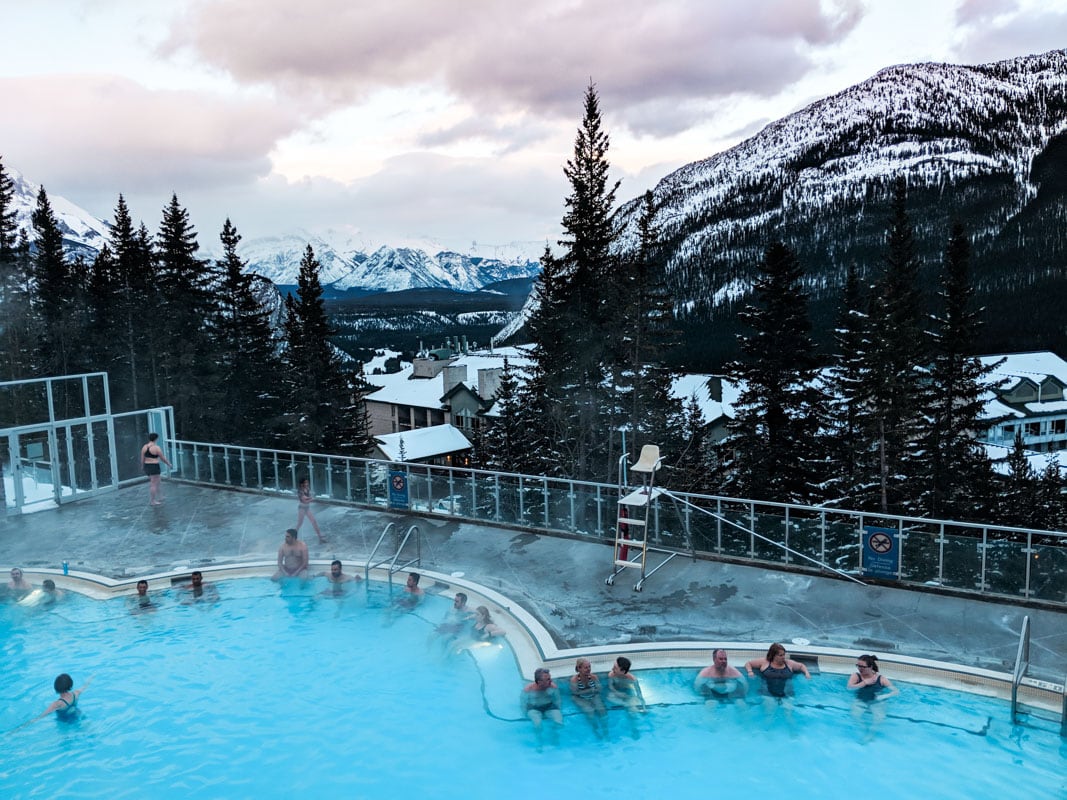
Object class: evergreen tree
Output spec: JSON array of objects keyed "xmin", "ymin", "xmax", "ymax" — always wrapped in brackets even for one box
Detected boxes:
[
  {"xmin": 859, "ymin": 178, "xmax": 928, "ymax": 514},
  {"xmin": 917, "ymin": 222, "xmax": 999, "ymax": 521},
  {"xmin": 282, "ymin": 245, "xmax": 369, "ymax": 453},
  {"xmin": 718, "ymin": 241, "xmax": 823, "ymax": 504},
  {"xmin": 153, "ymin": 194, "xmax": 220, "ymax": 437},
  {"xmin": 476, "ymin": 358, "xmax": 529, "ymax": 473},
  {"xmin": 1035, "ymin": 457, "xmax": 1065, "ymax": 532},
  {"xmin": 617, "ymin": 191, "xmax": 683, "ymax": 459},
  {"xmin": 821, "ymin": 261, "xmax": 870, "ymax": 506},
  {"xmin": 0, "ymin": 163, "xmax": 36, "ymax": 423},
  {"xmin": 1000, "ymin": 434, "xmax": 1039, "ymax": 528},
  {"xmin": 31, "ymin": 187, "xmax": 84, "ymax": 382},
  {"xmin": 106, "ymin": 196, "xmax": 157, "ymax": 410},
  {"xmin": 213, "ymin": 218, "xmax": 286, "ymax": 445},
  {"xmin": 540, "ymin": 81, "xmax": 622, "ymax": 481},
  {"xmin": 669, "ymin": 394, "xmax": 712, "ymax": 494},
  {"xmin": 522, "ymin": 245, "xmax": 575, "ymax": 476},
  {"xmin": 0, "ymin": 156, "xmax": 16, "ymax": 261}
]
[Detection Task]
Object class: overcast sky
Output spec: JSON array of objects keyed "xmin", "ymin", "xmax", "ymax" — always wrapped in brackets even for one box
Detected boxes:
[{"xmin": 2, "ymin": 0, "xmax": 1066, "ymax": 256}]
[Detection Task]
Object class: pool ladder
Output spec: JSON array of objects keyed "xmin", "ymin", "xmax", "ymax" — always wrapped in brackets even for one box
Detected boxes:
[
  {"xmin": 1011, "ymin": 615, "xmax": 1067, "ymax": 736},
  {"xmin": 365, "ymin": 521, "xmax": 421, "ymax": 585}
]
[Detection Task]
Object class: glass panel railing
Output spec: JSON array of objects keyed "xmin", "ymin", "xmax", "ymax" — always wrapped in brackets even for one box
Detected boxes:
[
  {"xmin": 160, "ymin": 438, "xmax": 1067, "ymax": 607},
  {"xmin": 1028, "ymin": 538, "xmax": 1067, "ymax": 602}
]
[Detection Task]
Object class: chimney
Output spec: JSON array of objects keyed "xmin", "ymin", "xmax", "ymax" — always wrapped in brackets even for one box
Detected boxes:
[
  {"xmin": 478, "ymin": 367, "xmax": 503, "ymax": 401},
  {"xmin": 462, "ymin": 335, "xmax": 468, "ymax": 354},
  {"xmin": 442, "ymin": 364, "xmax": 468, "ymax": 396}
]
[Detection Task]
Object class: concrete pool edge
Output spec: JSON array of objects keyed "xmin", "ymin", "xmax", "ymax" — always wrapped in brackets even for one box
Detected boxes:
[{"xmin": 13, "ymin": 563, "xmax": 1066, "ymax": 720}]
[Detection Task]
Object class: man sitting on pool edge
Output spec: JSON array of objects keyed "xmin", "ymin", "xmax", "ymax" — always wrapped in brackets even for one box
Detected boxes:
[{"xmin": 272, "ymin": 528, "xmax": 309, "ymax": 581}]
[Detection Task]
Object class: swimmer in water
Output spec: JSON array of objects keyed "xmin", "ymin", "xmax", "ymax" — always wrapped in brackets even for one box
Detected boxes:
[{"xmin": 36, "ymin": 673, "xmax": 93, "ymax": 722}]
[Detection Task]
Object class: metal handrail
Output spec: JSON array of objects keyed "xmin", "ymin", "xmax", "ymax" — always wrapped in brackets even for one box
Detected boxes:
[
  {"xmin": 164, "ymin": 437, "xmax": 1067, "ymax": 607},
  {"xmin": 1011, "ymin": 615, "xmax": 1031, "ymax": 724},
  {"xmin": 365, "ymin": 522, "xmax": 421, "ymax": 583}
]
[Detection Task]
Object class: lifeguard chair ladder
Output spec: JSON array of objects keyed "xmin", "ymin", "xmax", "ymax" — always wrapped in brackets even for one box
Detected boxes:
[{"xmin": 606, "ymin": 444, "xmax": 677, "ymax": 592}]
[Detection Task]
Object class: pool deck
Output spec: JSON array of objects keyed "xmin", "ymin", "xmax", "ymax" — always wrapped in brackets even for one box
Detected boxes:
[{"xmin": 3, "ymin": 480, "xmax": 1067, "ymax": 684}]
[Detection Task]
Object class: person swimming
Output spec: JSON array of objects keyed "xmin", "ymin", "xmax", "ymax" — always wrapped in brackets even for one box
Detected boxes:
[{"xmin": 37, "ymin": 673, "xmax": 93, "ymax": 722}]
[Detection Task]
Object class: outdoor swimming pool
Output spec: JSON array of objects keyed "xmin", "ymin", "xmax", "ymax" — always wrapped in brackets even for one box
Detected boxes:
[{"xmin": 1, "ymin": 578, "xmax": 1064, "ymax": 799}]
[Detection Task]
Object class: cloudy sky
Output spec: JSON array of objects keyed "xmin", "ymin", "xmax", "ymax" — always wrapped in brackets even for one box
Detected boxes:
[{"xmin": 2, "ymin": 0, "xmax": 1066, "ymax": 256}]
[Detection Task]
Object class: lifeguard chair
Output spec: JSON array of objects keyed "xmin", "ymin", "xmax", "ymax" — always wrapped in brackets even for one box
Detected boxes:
[{"xmin": 606, "ymin": 444, "xmax": 679, "ymax": 591}]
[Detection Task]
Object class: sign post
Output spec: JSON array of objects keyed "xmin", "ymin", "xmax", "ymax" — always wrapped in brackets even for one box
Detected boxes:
[
  {"xmin": 861, "ymin": 525, "xmax": 900, "ymax": 579},
  {"xmin": 388, "ymin": 469, "xmax": 410, "ymax": 510}
]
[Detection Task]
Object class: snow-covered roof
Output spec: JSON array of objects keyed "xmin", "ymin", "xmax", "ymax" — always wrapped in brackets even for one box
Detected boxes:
[
  {"xmin": 374, "ymin": 425, "xmax": 472, "ymax": 462},
  {"xmin": 365, "ymin": 347, "xmax": 533, "ymax": 407},
  {"xmin": 670, "ymin": 374, "xmax": 740, "ymax": 425},
  {"xmin": 979, "ymin": 351, "xmax": 1067, "ymax": 420}
]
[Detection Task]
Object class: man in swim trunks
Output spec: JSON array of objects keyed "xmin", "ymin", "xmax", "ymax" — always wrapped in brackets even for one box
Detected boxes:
[
  {"xmin": 140, "ymin": 433, "xmax": 172, "ymax": 506},
  {"xmin": 695, "ymin": 648, "xmax": 747, "ymax": 702},
  {"xmin": 522, "ymin": 667, "xmax": 563, "ymax": 747},
  {"xmin": 272, "ymin": 528, "xmax": 309, "ymax": 581}
]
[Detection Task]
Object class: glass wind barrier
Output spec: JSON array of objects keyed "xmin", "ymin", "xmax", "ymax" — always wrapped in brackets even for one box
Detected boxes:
[{"xmin": 166, "ymin": 439, "xmax": 1067, "ymax": 608}]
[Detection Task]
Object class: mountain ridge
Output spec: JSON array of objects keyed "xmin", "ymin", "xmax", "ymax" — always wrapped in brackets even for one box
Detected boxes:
[{"xmin": 5, "ymin": 168, "xmax": 540, "ymax": 294}]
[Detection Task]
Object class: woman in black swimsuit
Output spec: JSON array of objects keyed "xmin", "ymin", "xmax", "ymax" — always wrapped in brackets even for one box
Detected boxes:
[
  {"xmin": 36, "ymin": 673, "xmax": 93, "ymax": 722},
  {"xmin": 847, "ymin": 654, "xmax": 898, "ymax": 733},
  {"xmin": 745, "ymin": 643, "xmax": 811, "ymax": 711},
  {"xmin": 140, "ymin": 433, "xmax": 172, "ymax": 506}
]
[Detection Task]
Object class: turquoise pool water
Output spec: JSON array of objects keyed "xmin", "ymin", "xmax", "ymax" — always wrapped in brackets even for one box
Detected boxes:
[{"xmin": 1, "ymin": 579, "xmax": 1064, "ymax": 799}]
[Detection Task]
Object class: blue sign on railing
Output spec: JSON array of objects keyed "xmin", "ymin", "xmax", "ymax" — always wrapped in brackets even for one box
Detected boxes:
[
  {"xmin": 388, "ymin": 470, "xmax": 409, "ymax": 510},
  {"xmin": 862, "ymin": 526, "xmax": 899, "ymax": 579}
]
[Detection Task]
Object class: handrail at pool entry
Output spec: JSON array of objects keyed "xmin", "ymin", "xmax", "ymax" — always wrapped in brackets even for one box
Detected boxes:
[
  {"xmin": 12, "ymin": 564, "xmax": 1067, "ymax": 734},
  {"xmin": 160, "ymin": 437, "xmax": 1067, "ymax": 609},
  {"xmin": 365, "ymin": 522, "xmax": 422, "ymax": 584},
  {"xmin": 1011, "ymin": 615, "xmax": 1031, "ymax": 724}
]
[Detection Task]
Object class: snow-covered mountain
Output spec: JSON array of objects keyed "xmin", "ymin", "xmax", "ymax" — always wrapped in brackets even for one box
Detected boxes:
[
  {"xmin": 501, "ymin": 49, "xmax": 1067, "ymax": 363},
  {"xmin": 614, "ymin": 49, "xmax": 1067, "ymax": 311},
  {"xmin": 8, "ymin": 169, "xmax": 111, "ymax": 260},
  {"xmin": 5, "ymin": 168, "xmax": 539, "ymax": 293}
]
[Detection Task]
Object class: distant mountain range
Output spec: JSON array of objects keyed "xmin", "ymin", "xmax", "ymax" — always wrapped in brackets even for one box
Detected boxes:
[{"xmin": 6, "ymin": 169, "xmax": 540, "ymax": 295}]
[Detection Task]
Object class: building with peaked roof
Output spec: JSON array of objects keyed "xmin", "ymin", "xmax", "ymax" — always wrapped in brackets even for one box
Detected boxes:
[
  {"xmin": 372, "ymin": 424, "xmax": 473, "ymax": 466},
  {"xmin": 980, "ymin": 352, "xmax": 1067, "ymax": 455},
  {"xmin": 364, "ymin": 347, "xmax": 532, "ymax": 438}
]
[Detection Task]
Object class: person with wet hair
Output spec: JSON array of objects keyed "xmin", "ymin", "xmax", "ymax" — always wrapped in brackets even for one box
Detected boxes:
[
  {"xmin": 7, "ymin": 567, "xmax": 32, "ymax": 596},
  {"xmin": 696, "ymin": 648, "xmax": 747, "ymax": 702},
  {"xmin": 522, "ymin": 667, "xmax": 563, "ymax": 748},
  {"xmin": 36, "ymin": 673, "xmax": 93, "ymax": 722},
  {"xmin": 570, "ymin": 657, "xmax": 608, "ymax": 739},
  {"xmin": 745, "ymin": 643, "xmax": 810, "ymax": 712},
  {"xmin": 848, "ymin": 654, "xmax": 899, "ymax": 734}
]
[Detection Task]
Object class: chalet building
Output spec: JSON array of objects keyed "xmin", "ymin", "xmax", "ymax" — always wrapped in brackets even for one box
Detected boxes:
[
  {"xmin": 364, "ymin": 346, "xmax": 530, "ymax": 438},
  {"xmin": 981, "ymin": 352, "xmax": 1067, "ymax": 453}
]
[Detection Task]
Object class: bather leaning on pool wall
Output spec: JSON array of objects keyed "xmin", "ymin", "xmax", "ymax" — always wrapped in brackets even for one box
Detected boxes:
[{"xmin": 5, "ymin": 562, "xmax": 1063, "ymax": 720}]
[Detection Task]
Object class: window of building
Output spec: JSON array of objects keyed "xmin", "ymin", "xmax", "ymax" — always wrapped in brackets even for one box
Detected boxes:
[
  {"xmin": 1025, "ymin": 421, "xmax": 1042, "ymax": 437},
  {"xmin": 1052, "ymin": 419, "xmax": 1066, "ymax": 435}
]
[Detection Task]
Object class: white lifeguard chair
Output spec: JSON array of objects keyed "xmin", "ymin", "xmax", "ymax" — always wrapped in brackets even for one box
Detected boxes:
[{"xmin": 606, "ymin": 444, "xmax": 678, "ymax": 591}]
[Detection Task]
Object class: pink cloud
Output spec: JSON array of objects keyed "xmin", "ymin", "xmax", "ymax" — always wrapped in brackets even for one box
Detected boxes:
[
  {"xmin": 167, "ymin": 0, "xmax": 865, "ymax": 132},
  {"xmin": 0, "ymin": 74, "xmax": 300, "ymax": 196}
]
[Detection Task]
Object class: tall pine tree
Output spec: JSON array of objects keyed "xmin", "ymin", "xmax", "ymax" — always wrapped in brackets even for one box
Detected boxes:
[
  {"xmin": 859, "ymin": 178, "xmax": 927, "ymax": 514},
  {"xmin": 154, "ymin": 194, "xmax": 220, "ymax": 437},
  {"xmin": 917, "ymin": 222, "xmax": 999, "ymax": 521},
  {"xmin": 282, "ymin": 245, "xmax": 369, "ymax": 453},
  {"xmin": 214, "ymin": 218, "xmax": 287, "ymax": 445},
  {"xmin": 718, "ymin": 241, "xmax": 823, "ymax": 503}
]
